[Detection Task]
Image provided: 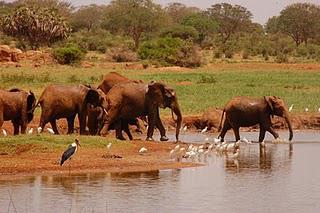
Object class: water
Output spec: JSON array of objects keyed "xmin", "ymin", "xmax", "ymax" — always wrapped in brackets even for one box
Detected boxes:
[{"xmin": 1, "ymin": 131, "xmax": 320, "ymax": 213}]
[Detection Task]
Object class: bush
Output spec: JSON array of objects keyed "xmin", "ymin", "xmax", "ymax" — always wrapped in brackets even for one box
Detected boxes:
[
  {"xmin": 138, "ymin": 37, "xmax": 202, "ymax": 67},
  {"xmin": 53, "ymin": 44, "xmax": 84, "ymax": 65},
  {"xmin": 224, "ymin": 49, "xmax": 234, "ymax": 59},
  {"xmin": 106, "ymin": 47, "xmax": 138, "ymax": 62},
  {"xmin": 213, "ymin": 50, "xmax": 222, "ymax": 59},
  {"xmin": 275, "ymin": 53, "xmax": 288, "ymax": 63},
  {"xmin": 242, "ymin": 51, "xmax": 250, "ymax": 59},
  {"xmin": 160, "ymin": 25, "xmax": 199, "ymax": 41}
]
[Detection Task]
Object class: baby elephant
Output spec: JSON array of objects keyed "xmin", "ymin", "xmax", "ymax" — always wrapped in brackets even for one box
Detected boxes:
[
  {"xmin": 218, "ymin": 96, "xmax": 293, "ymax": 143},
  {"xmin": 87, "ymin": 105, "xmax": 143, "ymax": 140}
]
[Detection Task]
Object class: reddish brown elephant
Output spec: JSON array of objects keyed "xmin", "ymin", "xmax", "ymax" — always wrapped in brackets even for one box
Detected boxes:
[
  {"xmin": 90, "ymin": 72, "xmax": 145, "ymax": 138},
  {"xmin": 37, "ymin": 85, "xmax": 108, "ymax": 135},
  {"xmin": 97, "ymin": 72, "xmax": 142, "ymax": 94},
  {"xmin": 100, "ymin": 81, "xmax": 182, "ymax": 142},
  {"xmin": 87, "ymin": 105, "xmax": 142, "ymax": 139},
  {"xmin": 218, "ymin": 96, "xmax": 293, "ymax": 143},
  {"xmin": 0, "ymin": 88, "xmax": 36, "ymax": 135}
]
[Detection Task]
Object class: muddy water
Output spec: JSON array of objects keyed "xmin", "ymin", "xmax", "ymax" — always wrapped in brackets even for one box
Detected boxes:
[{"xmin": 1, "ymin": 131, "xmax": 320, "ymax": 213}]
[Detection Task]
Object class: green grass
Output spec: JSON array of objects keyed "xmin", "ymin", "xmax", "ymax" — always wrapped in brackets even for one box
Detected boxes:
[
  {"xmin": 0, "ymin": 135, "xmax": 128, "ymax": 154},
  {"xmin": 1, "ymin": 63, "xmax": 320, "ymax": 115}
]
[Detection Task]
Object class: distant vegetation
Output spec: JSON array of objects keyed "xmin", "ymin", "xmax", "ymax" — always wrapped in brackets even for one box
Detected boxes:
[{"xmin": 0, "ymin": 0, "xmax": 320, "ymax": 66}]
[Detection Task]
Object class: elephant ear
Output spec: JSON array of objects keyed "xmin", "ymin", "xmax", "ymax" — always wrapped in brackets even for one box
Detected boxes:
[
  {"xmin": 147, "ymin": 81, "xmax": 165, "ymax": 106},
  {"xmin": 85, "ymin": 89, "xmax": 100, "ymax": 107},
  {"xmin": 27, "ymin": 91, "xmax": 36, "ymax": 123},
  {"xmin": 264, "ymin": 96, "xmax": 276, "ymax": 114}
]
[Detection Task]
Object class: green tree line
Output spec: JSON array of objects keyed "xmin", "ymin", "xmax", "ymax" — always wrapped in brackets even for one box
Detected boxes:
[{"xmin": 1, "ymin": 0, "xmax": 320, "ymax": 65}]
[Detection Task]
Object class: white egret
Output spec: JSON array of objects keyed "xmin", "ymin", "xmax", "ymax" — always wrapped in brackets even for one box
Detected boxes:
[
  {"xmin": 107, "ymin": 142, "xmax": 112, "ymax": 150},
  {"xmin": 27, "ymin": 128, "xmax": 33, "ymax": 135},
  {"xmin": 37, "ymin": 127, "xmax": 42, "ymax": 134},
  {"xmin": 182, "ymin": 126, "xmax": 188, "ymax": 131},
  {"xmin": 288, "ymin": 104, "xmax": 294, "ymax": 112},
  {"xmin": 139, "ymin": 147, "xmax": 147, "ymax": 154},
  {"xmin": 2, "ymin": 129, "xmax": 7, "ymax": 136},
  {"xmin": 201, "ymin": 126, "xmax": 208, "ymax": 133},
  {"xmin": 47, "ymin": 128, "xmax": 55, "ymax": 134}
]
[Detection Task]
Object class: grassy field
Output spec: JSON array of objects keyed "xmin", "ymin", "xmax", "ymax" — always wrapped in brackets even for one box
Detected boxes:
[
  {"xmin": 0, "ymin": 134, "xmax": 124, "ymax": 154},
  {"xmin": 0, "ymin": 63, "xmax": 320, "ymax": 115}
]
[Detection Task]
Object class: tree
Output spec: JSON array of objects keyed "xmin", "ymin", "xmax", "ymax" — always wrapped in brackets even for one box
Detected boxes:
[
  {"xmin": 207, "ymin": 3, "xmax": 252, "ymax": 44},
  {"xmin": 70, "ymin": 4, "xmax": 105, "ymax": 31},
  {"xmin": 1, "ymin": 6, "xmax": 71, "ymax": 49},
  {"xmin": 265, "ymin": 16, "xmax": 280, "ymax": 34},
  {"xmin": 165, "ymin": 2, "xmax": 200, "ymax": 24},
  {"xmin": 278, "ymin": 3, "xmax": 320, "ymax": 46},
  {"xmin": 103, "ymin": 0, "xmax": 168, "ymax": 50},
  {"xmin": 181, "ymin": 12, "xmax": 217, "ymax": 43},
  {"xmin": 14, "ymin": 0, "xmax": 73, "ymax": 18}
]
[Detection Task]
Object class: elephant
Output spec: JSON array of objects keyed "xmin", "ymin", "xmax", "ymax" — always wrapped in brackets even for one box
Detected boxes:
[
  {"xmin": 218, "ymin": 96, "xmax": 293, "ymax": 143},
  {"xmin": 97, "ymin": 71, "xmax": 142, "ymax": 94},
  {"xmin": 100, "ymin": 81, "xmax": 182, "ymax": 142},
  {"xmin": 37, "ymin": 84, "xmax": 108, "ymax": 135},
  {"xmin": 0, "ymin": 88, "xmax": 36, "ymax": 135},
  {"xmin": 87, "ymin": 105, "xmax": 143, "ymax": 140}
]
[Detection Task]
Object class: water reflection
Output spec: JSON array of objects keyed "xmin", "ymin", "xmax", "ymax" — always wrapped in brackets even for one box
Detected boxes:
[{"xmin": 1, "ymin": 132, "xmax": 320, "ymax": 213}]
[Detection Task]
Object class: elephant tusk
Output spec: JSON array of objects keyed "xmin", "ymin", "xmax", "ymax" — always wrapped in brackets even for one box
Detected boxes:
[{"xmin": 103, "ymin": 108, "xmax": 108, "ymax": 116}]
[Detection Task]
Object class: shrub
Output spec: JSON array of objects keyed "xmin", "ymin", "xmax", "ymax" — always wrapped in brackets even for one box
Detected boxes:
[
  {"xmin": 138, "ymin": 37, "xmax": 202, "ymax": 67},
  {"xmin": 275, "ymin": 53, "xmax": 288, "ymax": 63},
  {"xmin": 160, "ymin": 25, "xmax": 199, "ymax": 41},
  {"xmin": 242, "ymin": 51, "xmax": 250, "ymax": 59},
  {"xmin": 213, "ymin": 50, "xmax": 222, "ymax": 59},
  {"xmin": 53, "ymin": 44, "xmax": 84, "ymax": 65},
  {"xmin": 224, "ymin": 49, "xmax": 234, "ymax": 59},
  {"xmin": 106, "ymin": 47, "xmax": 138, "ymax": 62}
]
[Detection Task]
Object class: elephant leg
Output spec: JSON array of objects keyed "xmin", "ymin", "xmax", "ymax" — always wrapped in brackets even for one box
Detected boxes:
[
  {"xmin": 122, "ymin": 121, "xmax": 133, "ymax": 140},
  {"xmin": 115, "ymin": 120, "xmax": 126, "ymax": 140},
  {"xmin": 266, "ymin": 127, "xmax": 279, "ymax": 140},
  {"xmin": 50, "ymin": 120, "xmax": 59, "ymax": 134},
  {"xmin": 218, "ymin": 121, "xmax": 231, "ymax": 142},
  {"xmin": 155, "ymin": 115, "xmax": 168, "ymax": 141},
  {"xmin": 78, "ymin": 114, "xmax": 87, "ymax": 135},
  {"xmin": 12, "ymin": 121, "xmax": 20, "ymax": 135},
  {"xmin": 39, "ymin": 111, "xmax": 50, "ymax": 132},
  {"xmin": 21, "ymin": 122, "xmax": 27, "ymax": 134},
  {"xmin": 232, "ymin": 127, "xmax": 241, "ymax": 142},
  {"xmin": 259, "ymin": 127, "xmax": 266, "ymax": 142},
  {"xmin": 100, "ymin": 107, "xmax": 119, "ymax": 136},
  {"xmin": 67, "ymin": 115, "xmax": 76, "ymax": 134},
  {"xmin": 146, "ymin": 113, "xmax": 156, "ymax": 141}
]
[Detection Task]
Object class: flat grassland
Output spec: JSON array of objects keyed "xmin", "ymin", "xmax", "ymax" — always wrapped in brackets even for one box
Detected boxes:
[{"xmin": 0, "ymin": 62, "xmax": 319, "ymax": 176}]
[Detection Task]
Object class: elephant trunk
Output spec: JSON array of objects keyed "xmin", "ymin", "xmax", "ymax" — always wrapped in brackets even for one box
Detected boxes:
[
  {"xmin": 284, "ymin": 112, "xmax": 293, "ymax": 141},
  {"xmin": 171, "ymin": 102, "xmax": 182, "ymax": 141}
]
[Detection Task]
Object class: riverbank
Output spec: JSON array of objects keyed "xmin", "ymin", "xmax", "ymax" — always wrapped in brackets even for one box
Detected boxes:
[{"xmin": 0, "ymin": 135, "xmax": 199, "ymax": 178}]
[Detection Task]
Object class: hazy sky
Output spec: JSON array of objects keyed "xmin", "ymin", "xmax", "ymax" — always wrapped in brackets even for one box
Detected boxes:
[{"xmin": 5, "ymin": 0, "xmax": 320, "ymax": 24}]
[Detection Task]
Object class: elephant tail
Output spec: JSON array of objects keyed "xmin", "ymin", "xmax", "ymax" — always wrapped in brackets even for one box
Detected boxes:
[
  {"xmin": 27, "ymin": 99, "xmax": 41, "ymax": 113},
  {"xmin": 218, "ymin": 109, "xmax": 225, "ymax": 132}
]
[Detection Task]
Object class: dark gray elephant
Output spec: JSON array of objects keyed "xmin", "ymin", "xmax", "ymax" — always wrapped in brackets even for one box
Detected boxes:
[
  {"xmin": 218, "ymin": 96, "xmax": 293, "ymax": 143},
  {"xmin": 0, "ymin": 88, "xmax": 36, "ymax": 134},
  {"xmin": 37, "ymin": 84, "xmax": 108, "ymax": 134}
]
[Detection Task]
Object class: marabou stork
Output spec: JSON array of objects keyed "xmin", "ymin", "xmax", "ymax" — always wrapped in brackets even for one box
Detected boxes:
[{"xmin": 60, "ymin": 139, "xmax": 81, "ymax": 166}]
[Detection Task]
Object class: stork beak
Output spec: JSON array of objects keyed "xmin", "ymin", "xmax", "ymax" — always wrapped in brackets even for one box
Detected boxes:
[{"xmin": 75, "ymin": 139, "xmax": 81, "ymax": 147}]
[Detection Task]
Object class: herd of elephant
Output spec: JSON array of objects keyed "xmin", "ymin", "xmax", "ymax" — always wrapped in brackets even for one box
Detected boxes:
[{"xmin": 0, "ymin": 72, "xmax": 293, "ymax": 143}]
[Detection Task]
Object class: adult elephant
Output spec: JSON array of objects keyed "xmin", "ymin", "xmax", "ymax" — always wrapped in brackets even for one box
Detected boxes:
[
  {"xmin": 218, "ymin": 96, "xmax": 293, "ymax": 143},
  {"xmin": 37, "ymin": 84, "xmax": 108, "ymax": 135},
  {"xmin": 0, "ymin": 88, "xmax": 36, "ymax": 135},
  {"xmin": 100, "ymin": 81, "xmax": 182, "ymax": 142},
  {"xmin": 87, "ymin": 105, "xmax": 142, "ymax": 140},
  {"xmin": 97, "ymin": 72, "xmax": 142, "ymax": 94}
]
